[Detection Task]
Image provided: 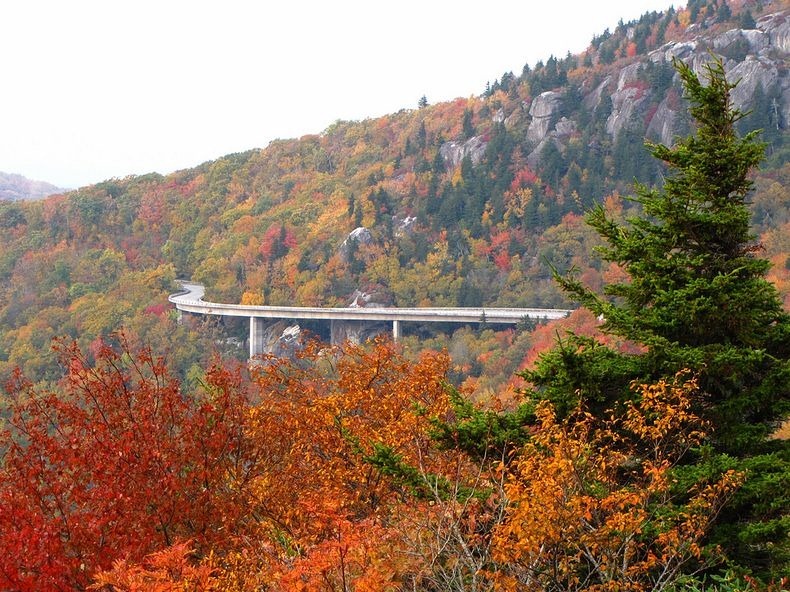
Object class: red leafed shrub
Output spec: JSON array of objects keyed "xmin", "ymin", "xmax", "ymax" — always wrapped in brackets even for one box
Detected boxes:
[
  {"xmin": 0, "ymin": 335, "xmax": 253, "ymax": 591},
  {"xmin": 143, "ymin": 303, "xmax": 169, "ymax": 317},
  {"xmin": 258, "ymin": 223, "xmax": 297, "ymax": 261},
  {"xmin": 509, "ymin": 166, "xmax": 538, "ymax": 192}
]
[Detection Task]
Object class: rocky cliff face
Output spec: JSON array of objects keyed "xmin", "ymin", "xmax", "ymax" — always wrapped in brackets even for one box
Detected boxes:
[
  {"xmin": 250, "ymin": 320, "xmax": 303, "ymax": 357},
  {"xmin": 518, "ymin": 9, "xmax": 789, "ymax": 158},
  {"xmin": 527, "ymin": 91, "xmax": 564, "ymax": 144},
  {"xmin": 440, "ymin": 136, "xmax": 488, "ymax": 168}
]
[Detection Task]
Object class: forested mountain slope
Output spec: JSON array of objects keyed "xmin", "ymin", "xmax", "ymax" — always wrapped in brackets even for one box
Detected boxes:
[{"xmin": 0, "ymin": 0, "xmax": 788, "ymax": 387}]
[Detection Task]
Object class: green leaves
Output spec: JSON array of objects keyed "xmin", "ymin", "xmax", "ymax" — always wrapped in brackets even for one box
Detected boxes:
[{"xmin": 526, "ymin": 56, "xmax": 790, "ymax": 580}]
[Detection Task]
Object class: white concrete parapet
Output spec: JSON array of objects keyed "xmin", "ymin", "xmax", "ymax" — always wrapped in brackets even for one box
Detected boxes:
[{"xmin": 168, "ymin": 281, "xmax": 573, "ymax": 356}]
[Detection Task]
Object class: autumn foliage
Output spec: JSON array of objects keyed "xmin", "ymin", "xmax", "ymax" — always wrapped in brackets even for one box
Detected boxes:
[
  {"xmin": 0, "ymin": 336, "xmax": 253, "ymax": 591},
  {"xmin": 0, "ymin": 337, "xmax": 461, "ymax": 590},
  {"xmin": 0, "ymin": 3, "xmax": 785, "ymax": 589},
  {"xmin": 492, "ymin": 374, "xmax": 743, "ymax": 591},
  {"xmin": 0, "ymin": 335, "xmax": 752, "ymax": 591},
  {"xmin": 90, "ymin": 541, "xmax": 215, "ymax": 592}
]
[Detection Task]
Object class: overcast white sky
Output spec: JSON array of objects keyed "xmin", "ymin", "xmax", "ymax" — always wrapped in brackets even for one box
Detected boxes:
[{"xmin": 1, "ymin": 1, "xmax": 678, "ymax": 189}]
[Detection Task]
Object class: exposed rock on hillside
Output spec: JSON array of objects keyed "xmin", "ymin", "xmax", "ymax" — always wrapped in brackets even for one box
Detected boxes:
[
  {"xmin": 348, "ymin": 289, "xmax": 389, "ymax": 308},
  {"xmin": 606, "ymin": 63, "xmax": 651, "ymax": 138},
  {"xmin": 526, "ymin": 116, "xmax": 578, "ymax": 167},
  {"xmin": 330, "ymin": 320, "xmax": 390, "ymax": 345},
  {"xmin": 527, "ymin": 91, "xmax": 563, "ymax": 144},
  {"xmin": 394, "ymin": 215, "xmax": 417, "ymax": 237},
  {"xmin": 646, "ymin": 96, "xmax": 681, "ymax": 147},
  {"xmin": 250, "ymin": 321, "xmax": 303, "ymax": 357},
  {"xmin": 525, "ymin": 10, "xmax": 790, "ymax": 164},
  {"xmin": 583, "ymin": 77, "xmax": 612, "ymax": 111},
  {"xmin": 728, "ymin": 56, "xmax": 783, "ymax": 113},
  {"xmin": 440, "ymin": 135, "xmax": 487, "ymax": 168},
  {"xmin": 340, "ymin": 227, "xmax": 373, "ymax": 261},
  {"xmin": 760, "ymin": 10, "xmax": 790, "ymax": 52},
  {"xmin": 344, "ymin": 226, "xmax": 373, "ymax": 246}
]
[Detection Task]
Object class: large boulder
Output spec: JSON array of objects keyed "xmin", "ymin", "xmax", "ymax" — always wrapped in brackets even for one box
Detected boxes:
[
  {"xmin": 606, "ymin": 64, "xmax": 653, "ymax": 139},
  {"xmin": 527, "ymin": 91, "xmax": 563, "ymax": 144},
  {"xmin": 347, "ymin": 288, "xmax": 389, "ymax": 308},
  {"xmin": 439, "ymin": 135, "xmax": 488, "ymax": 168},
  {"xmin": 339, "ymin": 226, "xmax": 373, "ymax": 259},
  {"xmin": 251, "ymin": 320, "xmax": 303, "ymax": 358},
  {"xmin": 345, "ymin": 226, "xmax": 373, "ymax": 245}
]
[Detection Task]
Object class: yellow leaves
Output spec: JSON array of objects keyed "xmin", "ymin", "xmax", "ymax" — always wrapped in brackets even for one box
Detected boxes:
[
  {"xmin": 451, "ymin": 166, "xmax": 464, "ymax": 186},
  {"xmin": 491, "ymin": 372, "xmax": 744, "ymax": 591},
  {"xmin": 504, "ymin": 186, "xmax": 533, "ymax": 225},
  {"xmin": 239, "ymin": 290, "xmax": 264, "ymax": 305},
  {"xmin": 624, "ymin": 372, "xmax": 707, "ymax": 458}
]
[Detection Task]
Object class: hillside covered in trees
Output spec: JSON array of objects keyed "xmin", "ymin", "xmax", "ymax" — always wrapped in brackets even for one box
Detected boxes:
[
  {"xmin": 0, "ymin": 0, "xmax": 790, "ymax": 592},
  {"xmin": 0, "ymin": 1, "xmax": 788, "ymax": 393},
  {"xmin": 0, "ymin": 48, "xmax": 788, "ymax": 590},
  {"xmin": 0, "ymin": 0, "xmax": 788, "ymax": 589}
]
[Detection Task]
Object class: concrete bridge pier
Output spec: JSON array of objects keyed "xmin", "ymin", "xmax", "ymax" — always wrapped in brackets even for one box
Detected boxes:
[
  {"xmin": 250, "ymin": 317, "xmax": 266, "ymax": 358},
  {"xmin": 170, "ymin": 281, "xmax": 572, "ymax": 360}
]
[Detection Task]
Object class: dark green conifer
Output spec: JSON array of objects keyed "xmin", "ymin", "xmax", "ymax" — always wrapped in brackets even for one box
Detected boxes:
[
  {"xmin": 438, "ymin": 56, "xmax": 788, "ymax": 581},
  {"xmin": 524, "ymin": 57, "xmax": 789, "ymax": 579},
  {"xmin": 740, "ymin": 9, "xmax": 756, "ymax": 29},
  {"xmin": 462, "ymin": 108, "xmax": 475, "ymax": 140}
]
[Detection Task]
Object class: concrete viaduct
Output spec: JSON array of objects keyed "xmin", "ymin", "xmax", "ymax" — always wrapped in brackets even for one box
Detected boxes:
[{"xmin": 169, "ymin": 281, "xmax": 573, "ymax": 358}]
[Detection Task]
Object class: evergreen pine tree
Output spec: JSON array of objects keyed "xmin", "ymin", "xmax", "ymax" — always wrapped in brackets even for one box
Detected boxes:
[
  {"xmin": 740, "ymin": 9, "xmax": 756, "ymax": 29},
  {"xmin": 524, "ymin": 57, "xmax": 789, "ymax": 579},
  {"xmin": 346, "ymin": 193, "xmax": 355, "ymax": 219},
  {"xmin": 462, "ymin": 108, "xmax": 475, "ymax": 140}
]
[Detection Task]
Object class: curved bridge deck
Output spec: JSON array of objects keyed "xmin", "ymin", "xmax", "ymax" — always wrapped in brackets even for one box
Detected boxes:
[{"xmin": 169, "ymin": 282, "xmax": 572, "ymax": 356}]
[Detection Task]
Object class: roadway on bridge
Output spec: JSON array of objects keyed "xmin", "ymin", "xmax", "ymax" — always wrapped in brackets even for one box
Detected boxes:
[{"xmin": 169, "ymin": 281, "xmax": 573, "ymax": 324}]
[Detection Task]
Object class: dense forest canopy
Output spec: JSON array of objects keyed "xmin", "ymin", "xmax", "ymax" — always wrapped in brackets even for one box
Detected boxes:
[
  {"xmin": 0, "ymin": 3, "xmax": 788, "ymax": 587},
  {"xmin": 0, "ymin": 1, "xmax": 788, "ymax": 391}
]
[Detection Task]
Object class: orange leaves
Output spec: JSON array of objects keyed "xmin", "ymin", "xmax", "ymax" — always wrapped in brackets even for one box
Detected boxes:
[
  {"xmin": 275, "ymin": 503, "xmax": 402, "ymax": 592},
  {"xmin": 201, "ymin": 339, "xmax": 457, "ymax": 588},
  {"xmin": 622, "ymin": 372, "xmax": 708, "ymax": 461},
  {"xmin": 491, "ymin": 373, "xmax": 744, "ymax": 591},
  {"xmin": 245, "ymin": 339, "xmax": 452, "ymax": 531},
  {"xmin": 90, "ymin": 541, "xmax": 215, "ymax": 592},
  {"xmin": 0, "ymin": 333, "xmax": 748, "ymax": 591}
]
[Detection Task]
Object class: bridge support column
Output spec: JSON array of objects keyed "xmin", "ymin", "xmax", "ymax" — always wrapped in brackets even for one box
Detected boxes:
[
  {"xmin": 250, "ymin": 317, "xmax": 266, "ymax": 358},
  {"xmin": 392, "ymin": 320, "xmax": 401, "ymax": 342}
]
